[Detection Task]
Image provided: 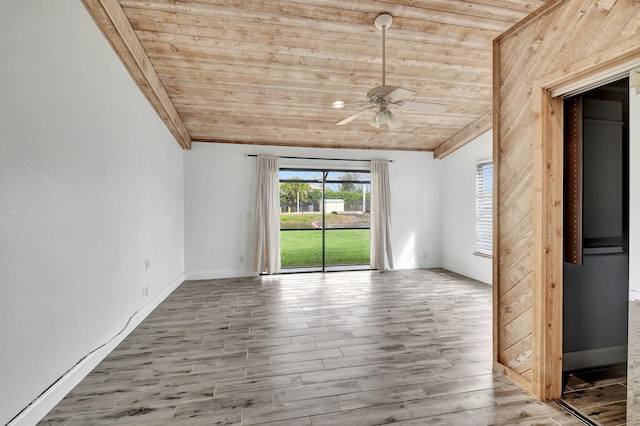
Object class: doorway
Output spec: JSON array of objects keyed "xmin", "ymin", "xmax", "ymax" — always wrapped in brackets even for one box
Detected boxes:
[
  {"xmin": 279, "ymin": 169, "xmax": 371, "ymax": 272},
  {"xmin": 560, "ymin": 78, "xmax": 630, "ymax": 425}
]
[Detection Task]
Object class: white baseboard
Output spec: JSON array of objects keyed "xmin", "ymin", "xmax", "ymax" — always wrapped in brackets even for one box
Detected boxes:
[
  {"xmin": 185, "ymin": 270, "xmax": 258, "ymax": 281},
  {"xmin": 9, "ymin": 273, "xmax": 185, "ymax": 426}
]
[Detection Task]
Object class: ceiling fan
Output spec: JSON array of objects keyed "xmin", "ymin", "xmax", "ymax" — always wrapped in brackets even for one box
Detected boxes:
[{"xmin": 332, "ymin": 13, "xmax": 447, "ymax": 129}]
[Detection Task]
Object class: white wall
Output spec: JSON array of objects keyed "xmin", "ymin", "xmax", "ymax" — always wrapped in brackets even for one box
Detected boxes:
[
  {"xmin": 184, "ymin": 143, "xmax": 442, "ymax": 279},
  {"xmin": 0, "ymin": 2, "xmax": 185, "ymax": 424},
  {"xmin": 440, "ymin": 131, "xmax": 493, "ymax": 284}
]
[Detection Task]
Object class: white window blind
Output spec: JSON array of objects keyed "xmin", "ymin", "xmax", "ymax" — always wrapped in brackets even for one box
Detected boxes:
[{"xmin": 475, "ymin": 162, "xmax": 493, "ymax": 256}]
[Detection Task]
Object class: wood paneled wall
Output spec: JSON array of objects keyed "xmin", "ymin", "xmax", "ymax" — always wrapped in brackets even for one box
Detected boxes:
[{"xmin": 494, "ymin": 0, "xmax": 640, "ymax": 400}]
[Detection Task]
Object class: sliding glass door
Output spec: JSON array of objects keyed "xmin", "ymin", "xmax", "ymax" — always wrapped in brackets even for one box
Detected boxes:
[{"xmin": 279, "ymin": 169, "xmax": 371, "ymax": 272}]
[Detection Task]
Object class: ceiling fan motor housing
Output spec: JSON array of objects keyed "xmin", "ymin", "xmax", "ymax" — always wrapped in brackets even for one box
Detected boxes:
[{"xmin": 367, "ymin": 85, "xmax": 398, "ymax": 102}]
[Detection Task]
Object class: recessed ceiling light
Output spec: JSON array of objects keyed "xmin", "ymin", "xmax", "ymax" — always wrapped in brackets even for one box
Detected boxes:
[{"xmin": 331, "ymin": 100, "xmax": 345, "ymax": 109}]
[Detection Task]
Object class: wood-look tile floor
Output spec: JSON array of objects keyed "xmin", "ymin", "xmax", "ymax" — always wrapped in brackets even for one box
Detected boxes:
[
  {"xmin": 39, "ymin": 269, "xmax": 583, "ymax": 425},
  {"xmin": 561, "ymin": 365, "xmax": 627, "ymax": 426}
]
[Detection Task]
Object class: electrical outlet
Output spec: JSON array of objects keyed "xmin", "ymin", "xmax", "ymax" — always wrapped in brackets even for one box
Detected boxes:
[
  {"xmin": 423, "ymin": 251, "xmax": 428, "ymax": 259},
  {"xmin": 142, "ymin": 286, "xmax": 149, "ymax": 298},
  {"xmin": 145, "ymin": 259, "xmax": 151, "ymax": 270},
  {"xmin": 239, "ymin": 255, "xmax": 245, "ymax": 263}
]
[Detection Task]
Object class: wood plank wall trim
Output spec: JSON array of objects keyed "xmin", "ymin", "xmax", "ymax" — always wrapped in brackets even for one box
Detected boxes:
[
  {"xmin": 492, "ymin": 37, "xmax": 501, "ymax": 365},
  {"xmin": 494, "ymin": 0, "xmax": 640, "ymax": 402},
  {"xmin": 82, "ymin": 0, "xmax": 192, "ymax": 149},
  {"xmin": 530, "ymin": 85, "xmax": 544, "ymax": 400},
  {"xmin": 433, "ymin": 112, "xmax": 492, "ymax": 159},
  {"xmin": 495, "ymin": 0, "xmax": 564, "ymax": 44},
  {"xmin": 531, "ymin": 88, "xmax": 564, "ymax": 400}
]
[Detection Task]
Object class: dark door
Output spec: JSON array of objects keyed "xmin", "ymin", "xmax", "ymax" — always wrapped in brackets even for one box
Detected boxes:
[{"xmin": 563, "ymin": 78, "xmax": 629, "ymax": 371}]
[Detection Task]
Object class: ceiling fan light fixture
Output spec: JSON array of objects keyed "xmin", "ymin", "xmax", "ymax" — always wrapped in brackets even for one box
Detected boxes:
[
  {"xmin": 369, "ymin": 108, "xmax": 400, "ymax": 129},
  {"xmin": 387, "ymin": 109, "xmax": 403, "ymax": 129},
  {"xmin": 369, "ymin": 109, "xmax": 387, "ymax": 128},
  {"xmin": 369, "ymin": 112, "xmax": 384, "ymax": 128},
  {"xmin": 331, "ymin": 100, "xmax": 346, "ymax": 109}
]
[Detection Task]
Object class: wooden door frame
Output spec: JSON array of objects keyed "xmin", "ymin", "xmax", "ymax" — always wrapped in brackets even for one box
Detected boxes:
[{"xmin": 528, "ymin": 50, "xmax": 640, "ymax": 401}]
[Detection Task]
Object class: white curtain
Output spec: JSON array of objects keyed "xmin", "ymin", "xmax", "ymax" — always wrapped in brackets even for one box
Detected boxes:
[
  {"xmin": 370, "ymin": 160, "xmax": 394, "ymax": 270},
  {"xmin": 253, "ymin": 155, "xmax": 280, "ymax": 274}
]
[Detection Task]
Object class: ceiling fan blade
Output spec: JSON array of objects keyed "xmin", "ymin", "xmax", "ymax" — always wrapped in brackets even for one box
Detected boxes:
[
  {"xmin": 331, "ymin": 100, "xmax": 371, "ymax": 109},
  {"xmin": 385, "ymin": 87, "xmax": 416, "ymax": 102},
  {"xmin": 400, "ymin": 100, "xmax": 448, "ymax": 114},
  {"xmin": 337, "ymin": 105, "xmax": 376, "ymax": 126}
]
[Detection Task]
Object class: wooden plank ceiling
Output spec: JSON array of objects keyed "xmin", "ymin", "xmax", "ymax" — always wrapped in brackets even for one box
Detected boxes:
[{"xmin": 83, "ymin": 0, "xmax": 547, "ymax": 154}]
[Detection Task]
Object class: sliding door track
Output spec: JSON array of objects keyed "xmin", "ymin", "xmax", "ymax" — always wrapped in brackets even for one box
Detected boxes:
[{"xmin": 554, "ymin": 400, "xmax": 600, "ymax": 426}]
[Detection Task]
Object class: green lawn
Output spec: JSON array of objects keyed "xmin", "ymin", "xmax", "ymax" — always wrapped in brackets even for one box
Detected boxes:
[{"xmin": 280, "ymin": 229, "xmax": 370, "ymax": 268}]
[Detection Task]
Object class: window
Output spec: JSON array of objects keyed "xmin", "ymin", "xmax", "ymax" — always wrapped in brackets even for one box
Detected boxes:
[
  {"xmin": 475, "ymin": 161, "xmax": 493, "ymax": 256},
  {"xmin": 279, "ymin": 169, "xmax": 371, "ymax": 272}
]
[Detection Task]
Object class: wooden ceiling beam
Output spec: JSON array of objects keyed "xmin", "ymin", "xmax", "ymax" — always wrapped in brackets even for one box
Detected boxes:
[
  {"xmin": 82, "ymin": 0, "xmax": 191, "ymax": 149},
  {"xmin": 433, "ymin": 111, "xmax": 492, "ymax": 159}
]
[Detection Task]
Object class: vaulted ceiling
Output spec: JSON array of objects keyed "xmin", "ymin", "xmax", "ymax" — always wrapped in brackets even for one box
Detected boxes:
[{"xmin": 83, "ymin": 0, "xmax": 547, "ymax": 156}]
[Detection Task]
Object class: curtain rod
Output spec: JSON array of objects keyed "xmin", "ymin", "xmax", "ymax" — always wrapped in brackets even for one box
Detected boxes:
[{"xmin": 245, "ymin": 154, "xmax": 392, "ymax": 162}]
